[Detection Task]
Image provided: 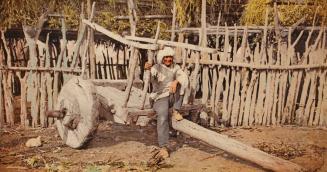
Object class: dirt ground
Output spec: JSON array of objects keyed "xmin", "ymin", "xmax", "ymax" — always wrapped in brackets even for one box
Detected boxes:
[{"xmin": 0, "ymin": 119, "xmax": 327, "ymax": 172}]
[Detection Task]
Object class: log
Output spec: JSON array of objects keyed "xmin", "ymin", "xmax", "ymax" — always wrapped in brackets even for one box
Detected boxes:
[{"xmin": 172, "ymin": 119, "xmax": 305, "ymax": 172}]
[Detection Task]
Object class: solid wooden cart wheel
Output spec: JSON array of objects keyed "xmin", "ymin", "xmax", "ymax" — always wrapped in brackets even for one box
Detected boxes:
[{"xmin": 55, "ymin": 77, "xmax": 100, "ymax": 148}]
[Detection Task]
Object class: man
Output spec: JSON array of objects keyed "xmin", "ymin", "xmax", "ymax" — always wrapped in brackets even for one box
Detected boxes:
[{"xmin": 144, "ymin": 46, "xmax": 189, "ymax": 159}]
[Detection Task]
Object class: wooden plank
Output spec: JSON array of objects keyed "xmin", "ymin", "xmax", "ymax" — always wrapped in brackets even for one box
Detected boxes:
[{"xmin": 172, "ymin": 119, "xmax": 305, "ymax": 172}]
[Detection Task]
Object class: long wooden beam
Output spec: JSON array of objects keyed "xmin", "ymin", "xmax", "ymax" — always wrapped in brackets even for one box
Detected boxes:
[
  {"xmin": 186, "ymin": 59, "xmax": 327, "ymax": 70},
  {"xmin": 82, "ymin": 19, "xmax": 158, "ymax": 50},
  {"xmin": 172, "ymin": 119, "xmax": 305, "ymax": 172},
  {"xmin": 0, "ymin": 66, "xmax": 81, "ymax": 73},
  {"xmin": 124, "ymin": 36, "xmax": 217, "ymax": 53},
  {"xmin": 114, "ymin": 15, "xmax": 171, "ymax": 20}
]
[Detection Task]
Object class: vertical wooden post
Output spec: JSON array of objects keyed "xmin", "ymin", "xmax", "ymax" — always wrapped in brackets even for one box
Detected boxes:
[
  {"xmin": 140, "ymin": 21, "xmax": 160, "ymax": 109},
  {"xmin": 0, "ymin": 31, "xmax": 6, "ymax": 127},
  {"xmin": 1, "ymin": 31, "xmax": 14, "ymax": 126},
  {"xmin": 45, "ymin": 35, "xmax": 53, "ymax": 125},
  {"xmin": 200, "ymin": 0, "xmax": 209, "ymax": 105},
  {"xmin": 170, "ymin": 1, "xmax": 176, "ymax": 42},
  {"xmin": 39, "ymin": 50, "xmax": 47, "ymax": 127},
  {"xmin": 87, "ymin": 0, "xmax": 96, "ymax": 79},
  {"xmin": 70, "ymin": 3, "xmax": 87, "ymax": 68},
  {"xmin": 0, "ymin": 70, "xmax": 4, "ymax": 127},
  {"xmin": 123, "ymin": 0, "xmax": 138, "ymax": 107},
  {"xmin": 81, "ymin": 2, "xmax": 96, "ymax": 79},
  {"xmin": 53, "ymin": 18, "xmax": 67, "ymax": 107},
  {"xmin": 16, "ymin": 71, "xmax": 28, "ymax": 127},
  {"xmin": 255, "ymin": 8, "xmax": 269, "ymax": 125},
  {"xmin": 221, "ymin": 24, "xmax": 231, "ymax": 125},
  {"xmin": 2, "ymin": 71, "xmax": 14, "ymax": 126}
]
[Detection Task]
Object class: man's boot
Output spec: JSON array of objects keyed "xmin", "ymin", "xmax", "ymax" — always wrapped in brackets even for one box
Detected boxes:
[
  {"xmin": 172, "ymin": 109, "xmax": 183, "ymax": 121},
  {"xmin": 148, "ymin": 147, "xmax": 169, "ymax": 166}
]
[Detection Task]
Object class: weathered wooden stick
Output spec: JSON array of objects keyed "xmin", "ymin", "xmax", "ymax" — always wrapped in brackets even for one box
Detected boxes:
[
  {"xmin": 114, "ymin": 15, "xmax": 172, "ymax": 20},
  {"xmin": 123, "ymin": 49, "xmax": 139, "ymax": 107},
  {"xmin": 140, "ymin": 21, "xmax": 160, "ymax": 109},
  {"xmin": 39, "ymin": 55, "xmax": 47, "ymax": 127},
  {"xmin": 172, "ymin": 119, "xmax": 305, "ymax": 172},
  {"xmin": 110, "ymin": 57, "xmax": 116, "ymax": 80},
  {"xmin": 189, "ymin": 52, "xmax": 200, "ymax": 104},
  {"xmin": 2, "ymin": 71, "xmax": 15, "ymax": 126},
  {"xmin": 125, "ymin": 36, "xmax": 217, "ymax": 53},
  {"xmin": 44, "ymin": 36, "xmax": 54, "ymax": 126},
  {"xmin": 82, "ymin": 20, "xmax": 158, "ymax": 50},
  {"xmin": 170, "ymin": 1, "xmax": 176, "ymax": 41},
  {"xmin": 182, "ymin": 59, "xmax": 327, "ymax": 70},
  {"xmin": 16, "ymin": 71, "xmax": 28, "ymax": 127},
  {"xmin": 0, "ymin": 70, "xmax": 4, "ymax": 127},
  {"xmin": 200, "ymin": 0, "xmax": 209, "ymax": 105},
  {"xmin": 1, "ymin": 31, "xmax": 11, "ymax": 67},
  {"xmin": 122, "ymin": 0, "xmax": 139, "ymax": 108},
  {"xmin": 221, "ymin": 25, "xmax": 231, "ymax": 125},
  {"xmin": 0, "ymin": 66, "xmax": 81, "ymax": 73},
  {"xmin": 1, "ymin": 31, "xmax": 14, "ymax": 126},
  {"xmin": 87, "ymin": 1, "xmax": 96, "ymax": 79},
  {"xmin": 169, "ymin": 26, "xmax": 324, "ymax": 34},
  {"xmin": 70, "ymin": 3, "xmax": 87, "ymax": 68}
]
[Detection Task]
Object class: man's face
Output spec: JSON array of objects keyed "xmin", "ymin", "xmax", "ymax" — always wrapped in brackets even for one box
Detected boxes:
[{"xmin": 162, "ymin": 56, "xmax": 173, "ymax": 67}]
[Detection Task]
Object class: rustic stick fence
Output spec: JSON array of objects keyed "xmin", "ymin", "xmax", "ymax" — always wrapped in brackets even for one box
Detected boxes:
[{"xmin": 0, "ymin": 1, "xmax": 326, "ymax": 128}]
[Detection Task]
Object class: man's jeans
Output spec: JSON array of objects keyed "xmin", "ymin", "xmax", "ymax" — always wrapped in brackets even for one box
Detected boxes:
[{"xmin": 153, "ymin": 93, "xmax": 183, "ymax": 147}]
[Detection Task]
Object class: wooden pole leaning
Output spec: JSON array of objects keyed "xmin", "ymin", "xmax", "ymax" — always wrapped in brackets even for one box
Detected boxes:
[{"xmin": 140, "ymin": 21, "xmax": 161, "ymax": 109}]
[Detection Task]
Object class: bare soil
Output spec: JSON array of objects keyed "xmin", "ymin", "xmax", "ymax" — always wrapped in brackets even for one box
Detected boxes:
[{"xmin": 0, "ymin": 120, "xmax": 326, "ymax": 172}]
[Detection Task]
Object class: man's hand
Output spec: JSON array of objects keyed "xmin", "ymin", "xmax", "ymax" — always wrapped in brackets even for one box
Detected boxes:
[
  {"xmin": 144, "ymin": 62, "xmax": 152, "ymax": 70},
  {"xmin": 169, "ymin": 80, "xmax": 179, "ymax": 93}
]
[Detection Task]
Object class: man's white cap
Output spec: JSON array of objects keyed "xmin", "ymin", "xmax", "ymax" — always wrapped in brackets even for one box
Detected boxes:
[{"xmin": 157, "ymin": 47, "xmax": 175, "ymax": 63}]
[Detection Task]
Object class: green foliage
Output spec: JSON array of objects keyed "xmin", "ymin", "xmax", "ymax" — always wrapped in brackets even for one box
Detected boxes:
[
  {"xmin": 175, "ymin": 0, "xmax": 216, "ymax": 27},
  {"xmin": 84, "ymin": 165, "xmax": 101, "ymax": 172},
  {"xmin": 241, "ymin": 0, "xmax": 327, "ymax": 26},
  {"xmin": 0, "ymin": 0, "xmax": 82, "ymax": 29}
]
